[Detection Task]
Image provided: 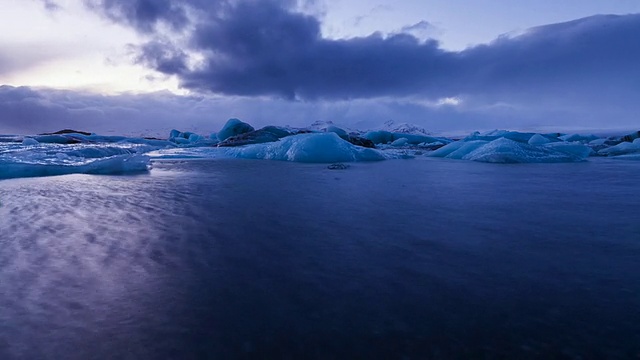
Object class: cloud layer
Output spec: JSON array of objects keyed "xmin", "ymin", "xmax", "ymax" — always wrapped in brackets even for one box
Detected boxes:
[
  {"xmin": 2, "ymin": 84, "xmax": 637, "ymax": 136},
  {"xmin": 86, "ymin": 0, "xmax": 640, "ymax": 103},
  {"xmin": 1, "ymin": 1, "xmax": 638, "ymax": 134}
]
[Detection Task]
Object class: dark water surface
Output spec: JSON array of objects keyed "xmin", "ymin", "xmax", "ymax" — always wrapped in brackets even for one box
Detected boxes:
[{"xmin": 1, "ymin": 158, "xmax": 639, "ymax": 359}]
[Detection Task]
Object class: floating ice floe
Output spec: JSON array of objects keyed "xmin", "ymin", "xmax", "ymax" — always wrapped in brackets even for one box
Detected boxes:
[
  {"xmin": 3, "ymin": 121, "xmax": 640, "ymax": 180},
  {"xmin": 0, "ymin": 143, "xmax": 152, "ymax": 179},
  {"xmin": 598, "ymin": 138, "xmax": 640, "ymax": 157},
  {"xmin": 1, "ymin": 154, "xmax": 150, "ymax": 179}
]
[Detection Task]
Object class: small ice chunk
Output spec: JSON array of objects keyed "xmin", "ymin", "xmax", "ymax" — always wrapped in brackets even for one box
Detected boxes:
[
  {"xmin": 172, "ymin": 137, "xmax": 190, "ymax": 145},
  {"xmin": 327, "ymin": 163, "xmax": 350, "ymax": 170},
  {"xmin": 22, "ymin": 137, "xmax": 39, "ymax": 146},
  {"xmin": 528, "ymin": 134, "xmax": 551, "ymax": 146},
  {"xmin": 391, "ymin": 138, "xmax": 409, "ymax": 147},
  {"xmin": 169, "ymin": 129, "xmax": 182, "ymax": 139},
  {"xmin": 589, "ymin": 138, "xmax": 607, "ymax": 146}
]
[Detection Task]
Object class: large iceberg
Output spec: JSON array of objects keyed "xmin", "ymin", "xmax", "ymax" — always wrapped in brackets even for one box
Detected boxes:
[
  {"xmin": 153, "ymin": 133, "xmax": 385, "ymax": 163},
  {"xmin": 430, "ymin": 136, "xmax": 591, "ymax": 163},
  {"xmin": 227, "ymin": 133, "xmax": 384, "ymax": 162}
]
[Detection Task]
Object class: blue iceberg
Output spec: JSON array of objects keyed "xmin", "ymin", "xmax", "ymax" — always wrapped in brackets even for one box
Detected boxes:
[
  {"xmin": 0, "ymin": 153, "xmax": 150, "ymax": 180},
  {"xmin": 3, "ymin": 121, "xmax": 638, "ymax": 180},
  {"xmin": 228, "ymin": 133, "xmax": 385, "ymax": 163},
  {"xmin": 152, "ymin": 133, "xmax": 385, "ymax": 163},
  {"xmin": 0, "ymin": 143, "xmax": 153, "ymax": 179},
  {"xmin": 217, "ymin": 118, "xmax": 255, "ymax": 141},
  {"xmin": 598, "ymin": 138, "xmax": 640, "ymax": 157},
  {"xmin": 430, "ymin": 137, "xmax": 591, "ymax": 163}
]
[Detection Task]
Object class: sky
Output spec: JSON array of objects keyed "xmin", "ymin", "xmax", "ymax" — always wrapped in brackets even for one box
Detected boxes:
[{"xmin": 1, "ymin": 0, "xmax": 639, "ymax": 135}]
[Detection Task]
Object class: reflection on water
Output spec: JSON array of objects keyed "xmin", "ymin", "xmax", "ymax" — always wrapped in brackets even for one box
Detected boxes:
[{"xmin": 1, "ymin": 158, "xmax": 639, "ymax": 359}]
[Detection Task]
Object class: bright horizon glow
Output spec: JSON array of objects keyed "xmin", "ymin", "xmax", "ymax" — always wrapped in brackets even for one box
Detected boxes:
[{"xmin": 0, "ymin": 0, "xmax": 184, "ymax": 94}]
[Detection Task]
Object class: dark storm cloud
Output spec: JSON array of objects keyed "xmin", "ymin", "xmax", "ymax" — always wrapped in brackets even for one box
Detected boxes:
[
  {"xmin": 134, "ymin": 40, "xmax": 189, "ymax": 75},
  {"xmin": 84, "ymin": 0, "xmax": 191, "ymax": 33},
  {"xmin": 88, "ymin": 0, "xmax": 640, "ymax": 102},
  {"xmin": 456, "ymin": 15, "xmax": 640, "ymax": 99},
  {"xmin": 91, "ymin": 0, "xmax": 455, "ymax": 99},
  {"xmin": 181, "ymin": 3, "xmax": 452, "ymax": 99}
]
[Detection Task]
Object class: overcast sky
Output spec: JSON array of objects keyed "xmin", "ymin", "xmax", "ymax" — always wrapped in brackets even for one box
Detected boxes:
[{"xmin": 1, "ymin": 0, "xmax": 639, "ymax": 135}]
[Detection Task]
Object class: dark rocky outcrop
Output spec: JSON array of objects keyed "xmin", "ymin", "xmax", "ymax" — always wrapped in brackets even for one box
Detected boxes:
[
  {"xmin": 594, "ymin": 130, "xmax": 640, "ymax": 149},
  {"xmin": 343, "ymin": 135, "xmax": 375, "ymax": 148},
  {"xmin": 619, "ymin": 130, "xmax": 640, "ymax": 143},
  {"xmin": 33, "ymin": 135, "xmax": 83, "ymax": 144},
  {"xmin": 216, "ymin": 126, "xmax": 294, "ymax": 147},
  {"xmin": 40, "ymin": 129, "xmax": 92, "ymax": 136}
]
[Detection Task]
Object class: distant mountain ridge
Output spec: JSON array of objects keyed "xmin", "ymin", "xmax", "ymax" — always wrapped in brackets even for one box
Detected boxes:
[{"xmin": 379, "ymin": 120, "xmax": 432, "ymax": 135}]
